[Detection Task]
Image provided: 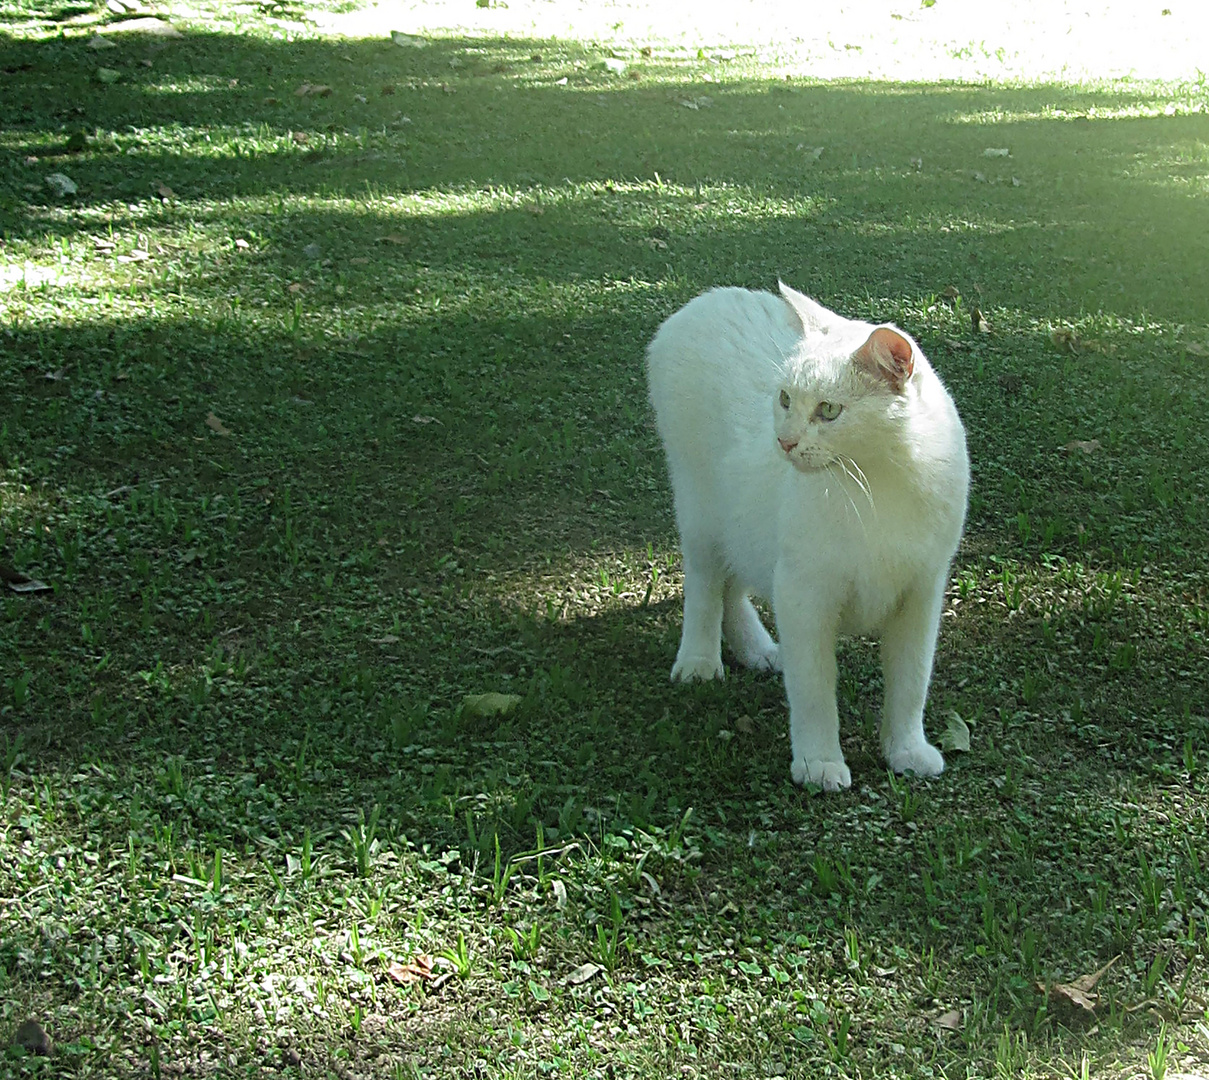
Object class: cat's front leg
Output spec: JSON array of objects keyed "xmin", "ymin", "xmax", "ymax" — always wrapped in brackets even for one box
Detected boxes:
[
  {"xmin": 774, "ymin": 566, "xmax": 850, "ymax": 791},
  {"xmin": 879, "ymin": 572, "xmax": 947, "ymax": 778}
]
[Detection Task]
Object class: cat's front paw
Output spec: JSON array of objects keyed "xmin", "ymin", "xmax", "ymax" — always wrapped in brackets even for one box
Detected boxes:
[
  {"xmin": 885, "ymin": 741, "xmax": 945, "ymax": 778},
  {"xmin": 670, "ymin": 655, "xmax": 725, "ymax": 682},
  {"xmin": 791, "ymin": 757, "xmax": 852, "ymax": 791}
]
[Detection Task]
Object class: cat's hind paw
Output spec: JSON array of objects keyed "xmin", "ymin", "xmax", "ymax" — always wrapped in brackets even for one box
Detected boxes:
[
  {"xmin": 791, "ymin": 757, "xmax": 852, "ymax": 791},
  {"xmin": 737, "ymin": 643, "xmax": 780, "ymax": 673},
  {"xmin": 885, "ymin": 741, "xmax": 945, "ymax": 778},
  {"xmin": 670, "ymin": 655, "xmax": 725, "ymax": 682}
]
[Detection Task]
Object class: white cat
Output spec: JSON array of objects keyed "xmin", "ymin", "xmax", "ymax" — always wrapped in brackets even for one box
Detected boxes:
[{"xmin": 647, "ymin": 282, "xmax": 969, "ymax": 791}]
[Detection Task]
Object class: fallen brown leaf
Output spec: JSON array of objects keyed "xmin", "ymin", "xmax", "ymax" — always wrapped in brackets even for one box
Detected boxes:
[
  {"xmin": 1185, "ymin": 341, "xmax": 1208, "ymax": 357},
  {"xmin": 941, "ymin": 285, "xmax": 960, "ymax": 304},
  {"xmin": 386, "ymin": 955, "xmax": 435, "ymax": 984},
  {"xmin": 1, "ymin": 565, "xmax": 52, "ymax": 594},
  {"xmin": 157, "ymin": 183, "xmax": 175, "ymax": 199},
  {"xmin": 350, "ymin": 256, "xmax": 370, "ymax": 265},
  {"xmin": 380, "ymin": 233, "xmax": 409, "ymax": 245},
  {"xmin": 205, "ymin": 412, "xmax": 232, "ymax": 436},
  {"xmin": 933, "ymin": 1009, "xmax": 962, "ymax": 1031},
  {"xmin": 1064, "ymin": 439, "xmax": 1102, "ymax": 454},
  {"xmin": 291, "ymin": 131, "xmax": 310, "ymax": 145},
  {"xmin": 13, "ymin": 1019, "xmax": 52, "ymax": 1057},
  {"xmin": 1051, "ymin": 327, "xmax": 1080, "ymax": 352},
  {"xmin": 971, "ymin": 307, "xmax": 990, "ymax": 334},
  {"xmin": 1041, "ymin": 955, "xmax": 1119, "ymax": 1019},
  {"xmin": 565, "ymin": 962, "xmax": 602, "ymax": 985}
]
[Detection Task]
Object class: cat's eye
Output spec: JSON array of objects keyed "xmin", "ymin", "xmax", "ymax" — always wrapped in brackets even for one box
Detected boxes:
[
  {"xmin": 816, "ymin": 401, "xmax": 843, "ymax": 422},
  {"xmin": 779, "ymin": 389, "xmax": 791, "ymax": 409}
]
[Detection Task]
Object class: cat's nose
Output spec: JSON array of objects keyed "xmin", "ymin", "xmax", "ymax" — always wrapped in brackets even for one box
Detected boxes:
[{"xmin": 778, "ymin": 437, "xmax": 798, "ymax": 453}]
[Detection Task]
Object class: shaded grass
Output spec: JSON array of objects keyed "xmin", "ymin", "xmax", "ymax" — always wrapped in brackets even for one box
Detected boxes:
[{"xmin": 2, "ymin": 5, "xmax": 1209, "ymax": 1079}]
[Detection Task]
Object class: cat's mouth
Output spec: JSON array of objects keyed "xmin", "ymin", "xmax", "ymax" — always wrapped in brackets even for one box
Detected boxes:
[
  {"xmin": 783, "ymin": 450, "xmax": 830, "ymax": 473},
  {"xmin": 788, "ymin": 458, "xmax": 829, "ymax": 474}
]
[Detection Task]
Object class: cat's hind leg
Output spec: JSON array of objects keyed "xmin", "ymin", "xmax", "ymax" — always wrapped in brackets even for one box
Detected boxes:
[
  {"xmin": 722, "ymin": 579, "xmax": 780, "ymax": 672},
  {"xmin": 671, "ymin": 543, "xmax": 726, "ymax": 682}
]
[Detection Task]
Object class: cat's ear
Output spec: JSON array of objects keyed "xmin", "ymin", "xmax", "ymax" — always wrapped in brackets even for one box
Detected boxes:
[
  {"xmin": 778, "ymin": 280, "xmax": 841, "ymax": 334},
  {"xmin": 854, "ymin": 327, "xmax": 915, "ymax": 393}
]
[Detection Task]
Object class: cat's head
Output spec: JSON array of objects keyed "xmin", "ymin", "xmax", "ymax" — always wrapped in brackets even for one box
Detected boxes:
[{"xmin": 773, "ymin": 281, "xmax": 919, "ymax": 474}]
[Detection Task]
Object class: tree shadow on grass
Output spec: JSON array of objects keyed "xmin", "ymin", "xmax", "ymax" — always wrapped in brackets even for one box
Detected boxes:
[{"xmin": 2, "ymin": 24, "xmax": 1209, "ymax": 1079}]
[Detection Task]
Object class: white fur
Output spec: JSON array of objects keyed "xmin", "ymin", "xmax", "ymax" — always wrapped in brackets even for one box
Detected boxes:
[{"xmin": 647, "ymin": 282, "xmax": 969, "ymax": 790}]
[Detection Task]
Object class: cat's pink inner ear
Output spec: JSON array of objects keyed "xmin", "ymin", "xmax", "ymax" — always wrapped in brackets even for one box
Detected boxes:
[{"xmin": 855, "ymin": 327, "xmax": 914, "ymax": 392}]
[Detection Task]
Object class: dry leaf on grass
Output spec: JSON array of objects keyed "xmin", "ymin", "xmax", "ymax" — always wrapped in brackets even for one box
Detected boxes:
[
  {"xmin": 234, "ymin": 238, "xmax": 250, "ymax": 250},
  {"xmin": 1064, "ymin": 439, "xmax": 1102, "ymax": 455},
  {"xmin": 735, "ymin": 715, "xmax": 755, "ymax": 734},
  {"xmin": 44, "ymin": 173, "xmax": 77, "ymax": 197},
  {"xmin": 1040, "ymin": 956, "xmax": 1119, "ymax": 1019},
  {"xmin": 386, "ymin": 955, "xmax": 435, "ymax": 984},
  {"xmin": 565, "ymin": 962, "xmax": 602, "ymax": 986},
  {"xmin": 379, "ymin": 234, "xmax": 409, "ymax": 245},
  {"xmin": 462, "ymin": 692, "xmax": 522, "ymax": 717},
  {"xmin": 941, "ymin": 711, "xmax": 970, "ymax": 753},
  {"xmin": 971, "ymin": 307, "xmax": 990, "ymax": 334},
  {"xmin": 295, "ymin": 83, "xmax": 332, "ymax": 97},
  {"xmin": 106, "ymin": 17, "xmax": 181, "ymax": 37},
  {"xmin": 1, "ymin": 565, "xmax": 52, "ymax": 594},
  {"xmin": 205, "ymin": 412, "xmax": 232, "ymax": 436},
  {"xmin": 156, "ymin": 183, "xmax": 175, "ymax": 199},
  {"xmin": 12, "ymin": 1019, "xmax": 53, "ymax": 1057},
  {"xmin": 932, "ymin": 1009, "xmax": 962, "ymax": 1032}
]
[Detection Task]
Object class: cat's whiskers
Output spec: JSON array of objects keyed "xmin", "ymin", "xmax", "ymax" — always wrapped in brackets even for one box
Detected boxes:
[
  {"xmin": 838, "ymin": 454, "xmax": 875, "ymax": 515},
  {"xmin": 825, "ymin": 458, "xmax": 870, "ymax": 539}
]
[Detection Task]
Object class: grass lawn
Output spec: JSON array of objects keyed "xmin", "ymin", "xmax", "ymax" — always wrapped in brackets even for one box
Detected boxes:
[{"xmin": 2, "ymin": 2, "xmax": 1208, "ymax": 1077}]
